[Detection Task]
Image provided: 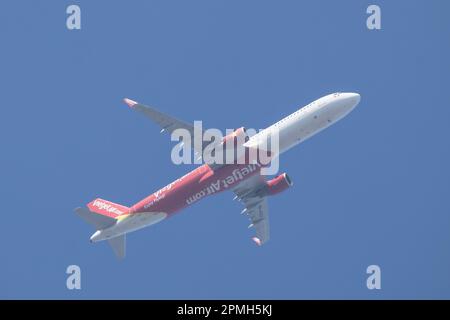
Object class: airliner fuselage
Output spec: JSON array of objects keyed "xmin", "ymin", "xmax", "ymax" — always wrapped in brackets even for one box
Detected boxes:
[{"xmin": 77, "ymin": 92, "xmax": 360, "ymax": 257}]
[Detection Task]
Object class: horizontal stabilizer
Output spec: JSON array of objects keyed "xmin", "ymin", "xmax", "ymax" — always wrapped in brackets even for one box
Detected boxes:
[
  {"xmin": 75, "ymin": 207, "xmax": 116, "ymax": 230},
  {"xmin": 108, "ymin": 234, "xmax": 126, "ymax": 259}
]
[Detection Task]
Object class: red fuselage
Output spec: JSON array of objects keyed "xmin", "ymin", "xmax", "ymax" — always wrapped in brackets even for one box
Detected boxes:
[{"xmin": 130, "ymin": 163, "xmax": 261, "ymax": 216}]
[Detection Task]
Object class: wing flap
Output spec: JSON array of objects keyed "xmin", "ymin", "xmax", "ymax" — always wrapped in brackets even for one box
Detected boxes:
[
  {"xmin": 247, "ymin": 198, "xmax": 270, "ymax": 245},
  {"xmin": 232, "ymin": 174, "xmax": 271, "ymax": 245}
]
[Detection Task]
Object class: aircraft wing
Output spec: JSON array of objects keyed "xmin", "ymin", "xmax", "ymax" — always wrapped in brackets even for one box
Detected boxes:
[
  {"xmin": 124, "ymin": 98, "xmax": 208, "ymax": 156},
  {"xmin": 232, "ymin": 174, "xmax": 270, "ymax": 245}
]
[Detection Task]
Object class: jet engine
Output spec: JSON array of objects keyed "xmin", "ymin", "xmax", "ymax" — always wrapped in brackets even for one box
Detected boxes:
[
  {"xmin": 207, "ymin": 127, "xmax": 248, "ymax": 164},
  {"xmin": 265, "ymin": 173, "xmax": 293, "ymax": 196},
  {"xmin": 221, "ymin": 127, "xmax": 249, "ymax": 147}
]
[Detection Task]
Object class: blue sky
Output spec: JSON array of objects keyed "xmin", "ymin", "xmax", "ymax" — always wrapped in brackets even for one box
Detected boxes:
[{"xmin": 1, "ymin": 0, "xmax": 449, "ymax": 299}]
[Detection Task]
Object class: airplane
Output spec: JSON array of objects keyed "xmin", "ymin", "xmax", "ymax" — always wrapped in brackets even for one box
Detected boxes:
[{"xmin": 75, "ymin": 92, "xmax": 361, "ymax": 258}]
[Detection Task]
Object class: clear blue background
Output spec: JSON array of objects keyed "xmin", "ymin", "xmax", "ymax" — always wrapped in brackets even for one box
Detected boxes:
[{"xmin": 1, "ymin": 0, "xmax": 449, "ymax": 299}]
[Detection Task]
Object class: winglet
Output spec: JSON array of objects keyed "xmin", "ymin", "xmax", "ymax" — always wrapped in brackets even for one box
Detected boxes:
[
  {"xmin": 124, "ymin": 98, "xmax": 138, "ymax": 108},
  {"xmin": 252, "ymin": 237, "xmax": 262, "ymax": 246}
]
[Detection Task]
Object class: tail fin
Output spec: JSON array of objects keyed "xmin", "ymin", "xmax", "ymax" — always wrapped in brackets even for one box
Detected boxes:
[
  {"xmin": 75, "ymin": 198, "xmax": 129, "ymax": 229},
  {"xmin": 87, "ymin": 198, "xmax": 129, "ymax": 218},
  {"xmin": 75, "ymin": 198, "xmax": 129, "ymax": 259}
]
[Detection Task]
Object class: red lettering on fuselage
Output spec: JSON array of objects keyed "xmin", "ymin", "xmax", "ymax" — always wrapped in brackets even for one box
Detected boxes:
[{"xmin": 130, "ymin": 163, "xmax": 261, "ymax": 216}]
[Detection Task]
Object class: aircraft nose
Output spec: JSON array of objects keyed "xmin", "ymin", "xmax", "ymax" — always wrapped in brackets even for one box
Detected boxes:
[{"xmin": 343, "ymin": 92, "xmax": 361, "ymax": 108}]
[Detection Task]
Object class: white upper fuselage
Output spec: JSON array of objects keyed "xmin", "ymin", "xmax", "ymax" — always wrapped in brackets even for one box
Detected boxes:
[{"xmin": 244, "ymin": 92, "xmax": 360, "ymax": 154}]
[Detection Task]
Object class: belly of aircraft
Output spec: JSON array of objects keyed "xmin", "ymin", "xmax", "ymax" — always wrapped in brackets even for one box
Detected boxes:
[{"xmin": 101, "ymin": 212, "xmax": 167, "ymax": 239}]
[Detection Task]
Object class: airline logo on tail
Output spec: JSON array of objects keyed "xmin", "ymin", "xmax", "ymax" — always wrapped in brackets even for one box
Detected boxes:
[{"xmin": 87, "ymin": 199, "xmax": 129, "ymax": 218}]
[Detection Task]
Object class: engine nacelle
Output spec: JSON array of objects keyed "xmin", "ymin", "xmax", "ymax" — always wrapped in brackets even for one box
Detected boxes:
[
  {"xmin": 209, "ymin": 127, "xmax": 248, "ymax": 164},
  {"xmin": 221, "ymin": 127, "xmax": 249, "ymax": 146},
  {"xmin": 265, "ymin": 173, "xmax": 293, "ymax": 196}
]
